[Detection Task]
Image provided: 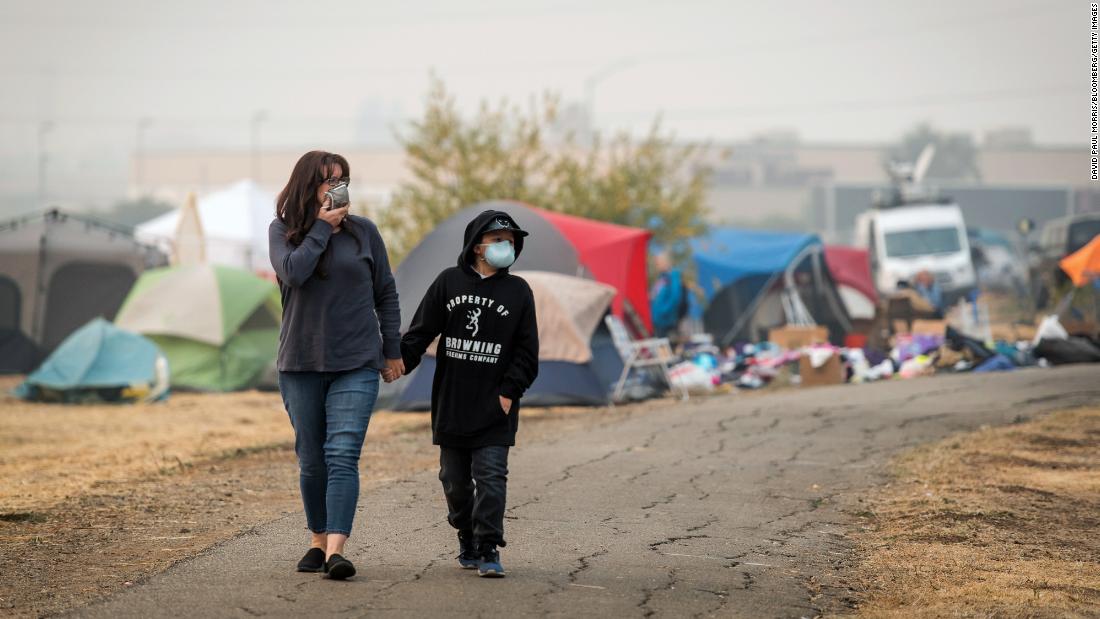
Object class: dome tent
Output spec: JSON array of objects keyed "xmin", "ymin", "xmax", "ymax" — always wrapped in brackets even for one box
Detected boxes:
[
  {"xmin": 14, "ymin": 318, "xmax": 168, "ymax": 404},
  {"xmin": 380, "ymin": 201, "xmax": 651, "ymax": 409},
  {"xmin": 393, "ymin": 200, "xmax": 653, "ymax": 333},
  {"xmin": 0, "ymin": 210, "xmax": 167, "ymax": 374},
  {"xmin": 824, "ymin": 245, "xmax": 878, "ymax": 320},
  {"xmin": 692, "ymin": 228, "xmax": 852, "ymax": 347},
  {"xmin": 115, "ymin": 264, "xmax": 280, "ymax": 391},
  {"xmin": 387, "ymin": 271, "xmax": 624, "ymax": 410}
]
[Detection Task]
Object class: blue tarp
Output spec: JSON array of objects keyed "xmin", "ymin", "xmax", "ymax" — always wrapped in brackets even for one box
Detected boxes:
[
  {"xmin": 14, "ymin": 318, "xmax": 167, "ymax": 403},
  {"xmin": 690, "ymin": 228, "xmax": 821, "ymax": 303}
]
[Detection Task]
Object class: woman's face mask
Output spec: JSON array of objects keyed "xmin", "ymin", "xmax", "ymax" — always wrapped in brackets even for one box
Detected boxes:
[{"xmin": 480, "ymin": 240, "xmax": 515, "ymax": 269}]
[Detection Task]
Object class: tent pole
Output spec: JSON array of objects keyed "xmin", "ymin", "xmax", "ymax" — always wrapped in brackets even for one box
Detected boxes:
[
  {"xmin": 812, "ymin": 247, "xmax": 854, "ymax": 336},
  {"xmin": 783, "ymin": 244, "xmax": 817, "ymax": 326},
  {"xmin": 30, "ymin": 213, "xmax": 51, "ymax": 345}
]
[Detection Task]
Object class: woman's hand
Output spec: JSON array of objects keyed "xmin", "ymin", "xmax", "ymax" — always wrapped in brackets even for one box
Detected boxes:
[
  {"xmin": 382, "ymin": 358, "xmax": 405, "ymax": 383},
  {"xmin": 317, "ymin": 196, "xmax": 349, "ymax": 229},
  {"xmin": 499, "ymin": 395, "xmax": 512, "ymax": 415}
]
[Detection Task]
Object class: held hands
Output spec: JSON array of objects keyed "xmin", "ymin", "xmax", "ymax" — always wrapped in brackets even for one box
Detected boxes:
[
  {"xmin": 382, "ymin": 358, "xmax": 405, "ymax": 383},
  {"xmin": 499, "ymin": 395, "xmax": 512, "ymax": 415}
]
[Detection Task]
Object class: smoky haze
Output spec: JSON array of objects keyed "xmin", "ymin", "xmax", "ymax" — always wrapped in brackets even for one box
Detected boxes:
[{"xmin": 0, "ymin": 0, "xmax": 1081, "ymax": 215}]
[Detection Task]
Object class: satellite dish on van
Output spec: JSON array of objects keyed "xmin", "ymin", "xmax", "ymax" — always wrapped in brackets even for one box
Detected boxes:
[
  {"xmin": 878, "ymin": 143, "xmax": 946, "ymax": 208},
  {"xmin": 912, "ymin": 144, "xmax": 935, "ymax": 184}
]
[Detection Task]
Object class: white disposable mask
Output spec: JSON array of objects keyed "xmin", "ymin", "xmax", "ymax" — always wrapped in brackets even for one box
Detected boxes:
[{"xmin": 480, "ymin": 240, "xmax": 516, "ymax": 269}]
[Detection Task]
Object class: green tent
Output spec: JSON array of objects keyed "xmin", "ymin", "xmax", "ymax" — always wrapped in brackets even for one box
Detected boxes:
[{"xmin": 115, "ymin": 265, "xmax": 281, "ymax": 391}]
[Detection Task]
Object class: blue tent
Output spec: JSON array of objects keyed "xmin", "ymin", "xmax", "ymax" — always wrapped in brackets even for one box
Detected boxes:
[
  {"xmin": 691, "ymin": 228, "xmax": 851, "ymax": 346},
  {"xmin": 14, "ymin": 318, "xmax": 169, "ymax": 404}
]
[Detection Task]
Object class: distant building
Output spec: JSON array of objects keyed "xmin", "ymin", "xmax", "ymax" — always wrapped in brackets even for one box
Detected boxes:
[
  {"xmin": 702, "ymin": 136, "xmax": 1094, "ymax": 242},
  {"xmin": 133, "ymin": 138, "xmax": 1097, "ymax": 242}
]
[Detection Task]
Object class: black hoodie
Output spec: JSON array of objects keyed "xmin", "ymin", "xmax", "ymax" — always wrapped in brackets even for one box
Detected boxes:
[{"xmin": 400, "ymin": 210, "xmax": 540, "ymax": 448}]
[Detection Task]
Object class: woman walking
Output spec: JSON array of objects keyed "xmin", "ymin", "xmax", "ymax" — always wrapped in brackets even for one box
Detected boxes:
[{"xmin": 268, "ymin": 150, "xmax": 403, "ymax": 580}]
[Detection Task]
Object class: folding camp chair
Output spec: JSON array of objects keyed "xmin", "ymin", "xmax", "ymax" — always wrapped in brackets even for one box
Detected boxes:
[{"xmin": 604, "ymin": 315, "xmax": 689, "ymax": 402}]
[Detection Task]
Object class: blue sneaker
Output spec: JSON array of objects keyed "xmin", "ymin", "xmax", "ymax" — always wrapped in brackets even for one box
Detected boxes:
[
  {"xmin": 477, "ymin": 546, "xmax": 505, "ymax": 578},
  {"xmin": 457, "ymin": 531, "xmax": 479, "ymax": 569}
]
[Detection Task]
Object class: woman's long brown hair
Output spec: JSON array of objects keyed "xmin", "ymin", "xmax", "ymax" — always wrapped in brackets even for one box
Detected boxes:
[{"xmin": 276, "ymin": 150, "xmax": 360, "ymax": 279}]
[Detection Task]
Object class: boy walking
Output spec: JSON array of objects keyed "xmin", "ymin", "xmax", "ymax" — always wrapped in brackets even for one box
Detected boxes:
[{"xmin": 398, "ymin": 210, "xmax": 539, "ymax": 578}]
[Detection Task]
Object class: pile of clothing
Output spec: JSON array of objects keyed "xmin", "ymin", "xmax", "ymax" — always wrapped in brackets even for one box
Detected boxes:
[
  {"xmin": 1031, "ymin": 315, "xmax": 1100, "ymax": 365},
  {"xmin": 661, "ymin": 313, "xmax": 1100, "ymax": 397}
]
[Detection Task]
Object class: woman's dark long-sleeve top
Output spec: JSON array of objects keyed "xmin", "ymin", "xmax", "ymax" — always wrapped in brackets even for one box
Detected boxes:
[{"xmin": 268, "ymin": 215, "xmax": 400, "ymax": 372}]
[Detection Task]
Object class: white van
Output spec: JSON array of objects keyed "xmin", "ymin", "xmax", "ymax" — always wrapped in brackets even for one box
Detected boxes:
[{"xmin": 854, "ymin": 203, "xmax": 977, "ymax": 304}]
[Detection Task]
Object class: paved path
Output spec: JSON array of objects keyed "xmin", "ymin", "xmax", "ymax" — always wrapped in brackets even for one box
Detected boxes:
[{"xmin": 74, "ymin": 366, "xmax": 1099, "ymax": 618}]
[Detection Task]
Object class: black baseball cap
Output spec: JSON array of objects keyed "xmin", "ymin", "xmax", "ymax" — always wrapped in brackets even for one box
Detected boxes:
[{"xmin": 483, "ymin": 214, "xmax": 529, "ymax": 237}]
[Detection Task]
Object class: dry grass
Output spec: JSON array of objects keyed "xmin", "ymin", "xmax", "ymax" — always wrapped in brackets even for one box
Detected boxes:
[
  {"xmin": 0, "ymin": 377, "xmax": 431, "ymax": 513},
  {"xmin": 0, "ymin": 375, "xmax": 649, "ymax": 617},
  {"xmin": 847, "ymin": 407, "xmax": 1100, "ymax": 618}
]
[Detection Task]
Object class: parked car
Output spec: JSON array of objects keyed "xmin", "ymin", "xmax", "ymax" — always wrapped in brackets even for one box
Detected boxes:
[
  {"xmin": 1033, "ymin": 214, "xmax": 1100, "ymax": 308},
  {"xmin": 967, "ymin": 227, "xmax": 1028, "ymax": 294}
]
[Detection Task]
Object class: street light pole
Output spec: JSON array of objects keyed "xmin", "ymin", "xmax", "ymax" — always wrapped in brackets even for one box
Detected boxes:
[
  {"xmin": 250, "ymin": 110, "xmax": 269, "ymax": 183},
  {"xmin": 583, "ymin": 57, "xmax": 640, "ymax": 139}
]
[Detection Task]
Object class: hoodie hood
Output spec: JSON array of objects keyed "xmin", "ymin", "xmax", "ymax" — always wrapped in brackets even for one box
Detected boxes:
[{"xmin": 459, "ymin": 210, "xmax": 528, "ymax": 271}]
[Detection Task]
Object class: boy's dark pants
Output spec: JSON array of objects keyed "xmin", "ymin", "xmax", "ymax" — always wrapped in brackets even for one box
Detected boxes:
[{"xmin": 438, "ymin": 445, "xmax": 510, "ymax": 548}]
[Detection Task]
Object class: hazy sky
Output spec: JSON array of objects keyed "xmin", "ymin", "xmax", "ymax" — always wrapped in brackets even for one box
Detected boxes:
[{"xmin": 0, "ymin": 0, "xmax": 1082, "ymax": 209}]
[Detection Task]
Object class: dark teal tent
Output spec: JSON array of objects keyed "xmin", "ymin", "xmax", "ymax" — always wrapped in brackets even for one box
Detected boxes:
[
  {"xmin": 14, "ymin": 318, "xmax": 169, "ymax": 404},
  {"xmin": 692, "ymin": 228, "xmax": 852, "ymax": 346}
]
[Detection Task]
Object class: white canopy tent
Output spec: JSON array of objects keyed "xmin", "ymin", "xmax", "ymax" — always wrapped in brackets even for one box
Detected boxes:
[{"xmin": 136, "ymin": 180, "xmax": 275, "ymax": 274}]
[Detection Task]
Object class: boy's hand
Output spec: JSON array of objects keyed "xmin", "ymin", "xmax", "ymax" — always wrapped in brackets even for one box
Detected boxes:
[
  {"xmin": 499, "ymin": 395, "xmax": 512, "ymax": 414},
  {"xmin": 383, "ymin": 358, "xmax": 405, "ymax": 383}
]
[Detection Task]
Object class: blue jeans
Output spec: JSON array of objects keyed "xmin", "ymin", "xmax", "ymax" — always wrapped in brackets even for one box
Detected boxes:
[
  {"xmin": 278, "ymin": 367, "xmax": 379, "ymax": 536},
  {"xmin": 438, "ymin": 446, "xmax": 510, "ymax": 548}
]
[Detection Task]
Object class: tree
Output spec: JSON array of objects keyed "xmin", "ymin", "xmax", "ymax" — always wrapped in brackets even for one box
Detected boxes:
[
  {"xmin": 886, "ymin": 123, "xmax": 981, "ymax": 181},
  {"xmin": 379, "ymin": 77, "xmax": 712, "ymax": 264}
]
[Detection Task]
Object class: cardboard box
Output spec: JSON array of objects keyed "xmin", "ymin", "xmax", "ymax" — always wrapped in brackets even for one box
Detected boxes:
[
  {"xmin": 768, "ymin": 325, "xmax": 828, "ymax": 350},
  {"xmin": 798, "ymin": 353, "xmax": 846, "ymax": 387},
  {"xmin": 910, "ymin": 319, "xmax": 947, "ymax": 336}
]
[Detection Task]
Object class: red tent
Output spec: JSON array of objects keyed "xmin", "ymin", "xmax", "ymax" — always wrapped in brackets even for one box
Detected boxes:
[
  {"xmin": 533, "ymin": 208, "xmax": 653, "ymax": 332},
  {"xmin": 394, "ymin": 200, "xmax": 655, "ymax": 334},
  {"xmin": 824, "ymin": 246, "xmax": 877, "ymax": 302}
]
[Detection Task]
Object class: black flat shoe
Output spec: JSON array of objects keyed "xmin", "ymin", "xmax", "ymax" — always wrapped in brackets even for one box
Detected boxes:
[
  {"xmin": 324, "ymin": 554, "xmax": 356, "ymax": 580},
  {"xmin": 297, "ymin": 548, "xmax": 325, "ymax": 573}
]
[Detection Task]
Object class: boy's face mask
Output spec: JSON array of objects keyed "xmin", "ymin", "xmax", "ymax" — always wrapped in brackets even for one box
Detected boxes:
[{"xmin": 480, "ymin": 240, "xmax": 516, "ymax": 269}]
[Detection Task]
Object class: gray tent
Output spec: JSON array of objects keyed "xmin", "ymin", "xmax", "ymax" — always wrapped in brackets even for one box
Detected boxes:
[
  {"xmin": 0, "ymin": 210, "xmax": 168, "ymax": 373},
  {"xmin": 393, "ymin": 200, "xmax": 584, "ymax": 332},
  {"xmin": 380, "ymin": 200, "xmax": 601, "ymax": 408}
]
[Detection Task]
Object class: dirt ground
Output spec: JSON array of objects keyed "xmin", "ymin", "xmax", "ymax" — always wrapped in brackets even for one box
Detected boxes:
[
  {"xmin": 847, "ymin": 406, "xmax": 1100, "ymax": 618},
  {"xmin": 0, "ymin": 376, "xmax": 648, "ymax": 618}
]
